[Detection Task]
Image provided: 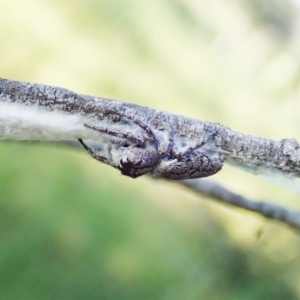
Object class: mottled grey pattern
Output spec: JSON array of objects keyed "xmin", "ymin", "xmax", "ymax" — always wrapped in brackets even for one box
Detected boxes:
[{"xmin": 1, "ymin": 78, "xmax": 300, "ymax": 179}]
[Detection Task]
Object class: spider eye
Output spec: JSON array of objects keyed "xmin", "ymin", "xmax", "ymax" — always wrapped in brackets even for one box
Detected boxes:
[
  {"xmin": 136, "ymin": 144, "xmax": 145, "ymax": 149},
  {"xmin": 167, "ymin": 154, "xmax": 176, "ymax": 160}
]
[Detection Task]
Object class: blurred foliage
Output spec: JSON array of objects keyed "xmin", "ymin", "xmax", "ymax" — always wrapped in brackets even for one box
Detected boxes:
[
  {"xmin": 1, "ymin": 0, "xmax": 300, "ymax": 299},
  {"xmin": 241, "ymin": 0, "xmax": 296, "ymax": 38}
]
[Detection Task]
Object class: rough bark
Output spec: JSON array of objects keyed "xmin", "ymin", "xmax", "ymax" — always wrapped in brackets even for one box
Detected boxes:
[{"xmin": 1, "ymin": 78, "xmax": 300, "ymax": 179}]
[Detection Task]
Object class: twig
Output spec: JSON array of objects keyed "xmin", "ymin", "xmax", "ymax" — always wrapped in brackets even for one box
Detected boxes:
[
  {"xmin": 180, "ymin": 179, "xmax": 300, "ymax": 229},
  {"xmin": 9, "ymin": 138, "xmax": 300, "ymax": 229}
]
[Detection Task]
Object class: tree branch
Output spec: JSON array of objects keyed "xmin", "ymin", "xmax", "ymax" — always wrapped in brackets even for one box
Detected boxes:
[{"xmin": 1, "ymin": 78, "xmax": 300, "ymax": 180}]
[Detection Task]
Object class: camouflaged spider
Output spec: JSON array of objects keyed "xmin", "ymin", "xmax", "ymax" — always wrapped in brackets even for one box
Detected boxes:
[{"xmin": 79, "ymin": 115, "xmax": 224, "ymax": 180}]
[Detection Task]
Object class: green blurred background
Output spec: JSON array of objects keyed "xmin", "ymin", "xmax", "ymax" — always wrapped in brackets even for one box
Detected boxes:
[{"xmin": 1, "ymin": 0, "xmax": 300, "ymax": 299}]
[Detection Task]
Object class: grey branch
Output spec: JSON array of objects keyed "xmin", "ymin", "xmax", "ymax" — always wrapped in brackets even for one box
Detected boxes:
[
  {"xmin": 1, "ymin": 78, "xmax": 300, "ymax": 180},
  {"xmin": 181, "ymin": 179, "xmax": 300, "ymax": 230}
]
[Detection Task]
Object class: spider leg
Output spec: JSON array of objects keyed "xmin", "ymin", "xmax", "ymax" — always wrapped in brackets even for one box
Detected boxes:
[
  {"xmin": 78, "ymin": 139, "xmax": 108, "ymax": 163},
  {"xmin": 189, "ymin": 141, "xmax": 205, "ymax": 152},
  {"xmin": 129, "ymin": 119, "xmax": 156, "ymax": 142},
  {"xmin": 84, "ymin": 123, "xmax": 144, "ymax": 145},
  {"xmin": 181, "ymin": 129, "xmax": 220, "ymax": 155},
  {"xmin": 103, "ymin": 109, "xmax": 157, "ymax": 142}
]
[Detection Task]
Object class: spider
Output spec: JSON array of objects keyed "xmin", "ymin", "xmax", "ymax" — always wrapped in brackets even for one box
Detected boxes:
[{"xmin": 79, "ymin": 113, "xmax": 224, "ymax": 180}]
